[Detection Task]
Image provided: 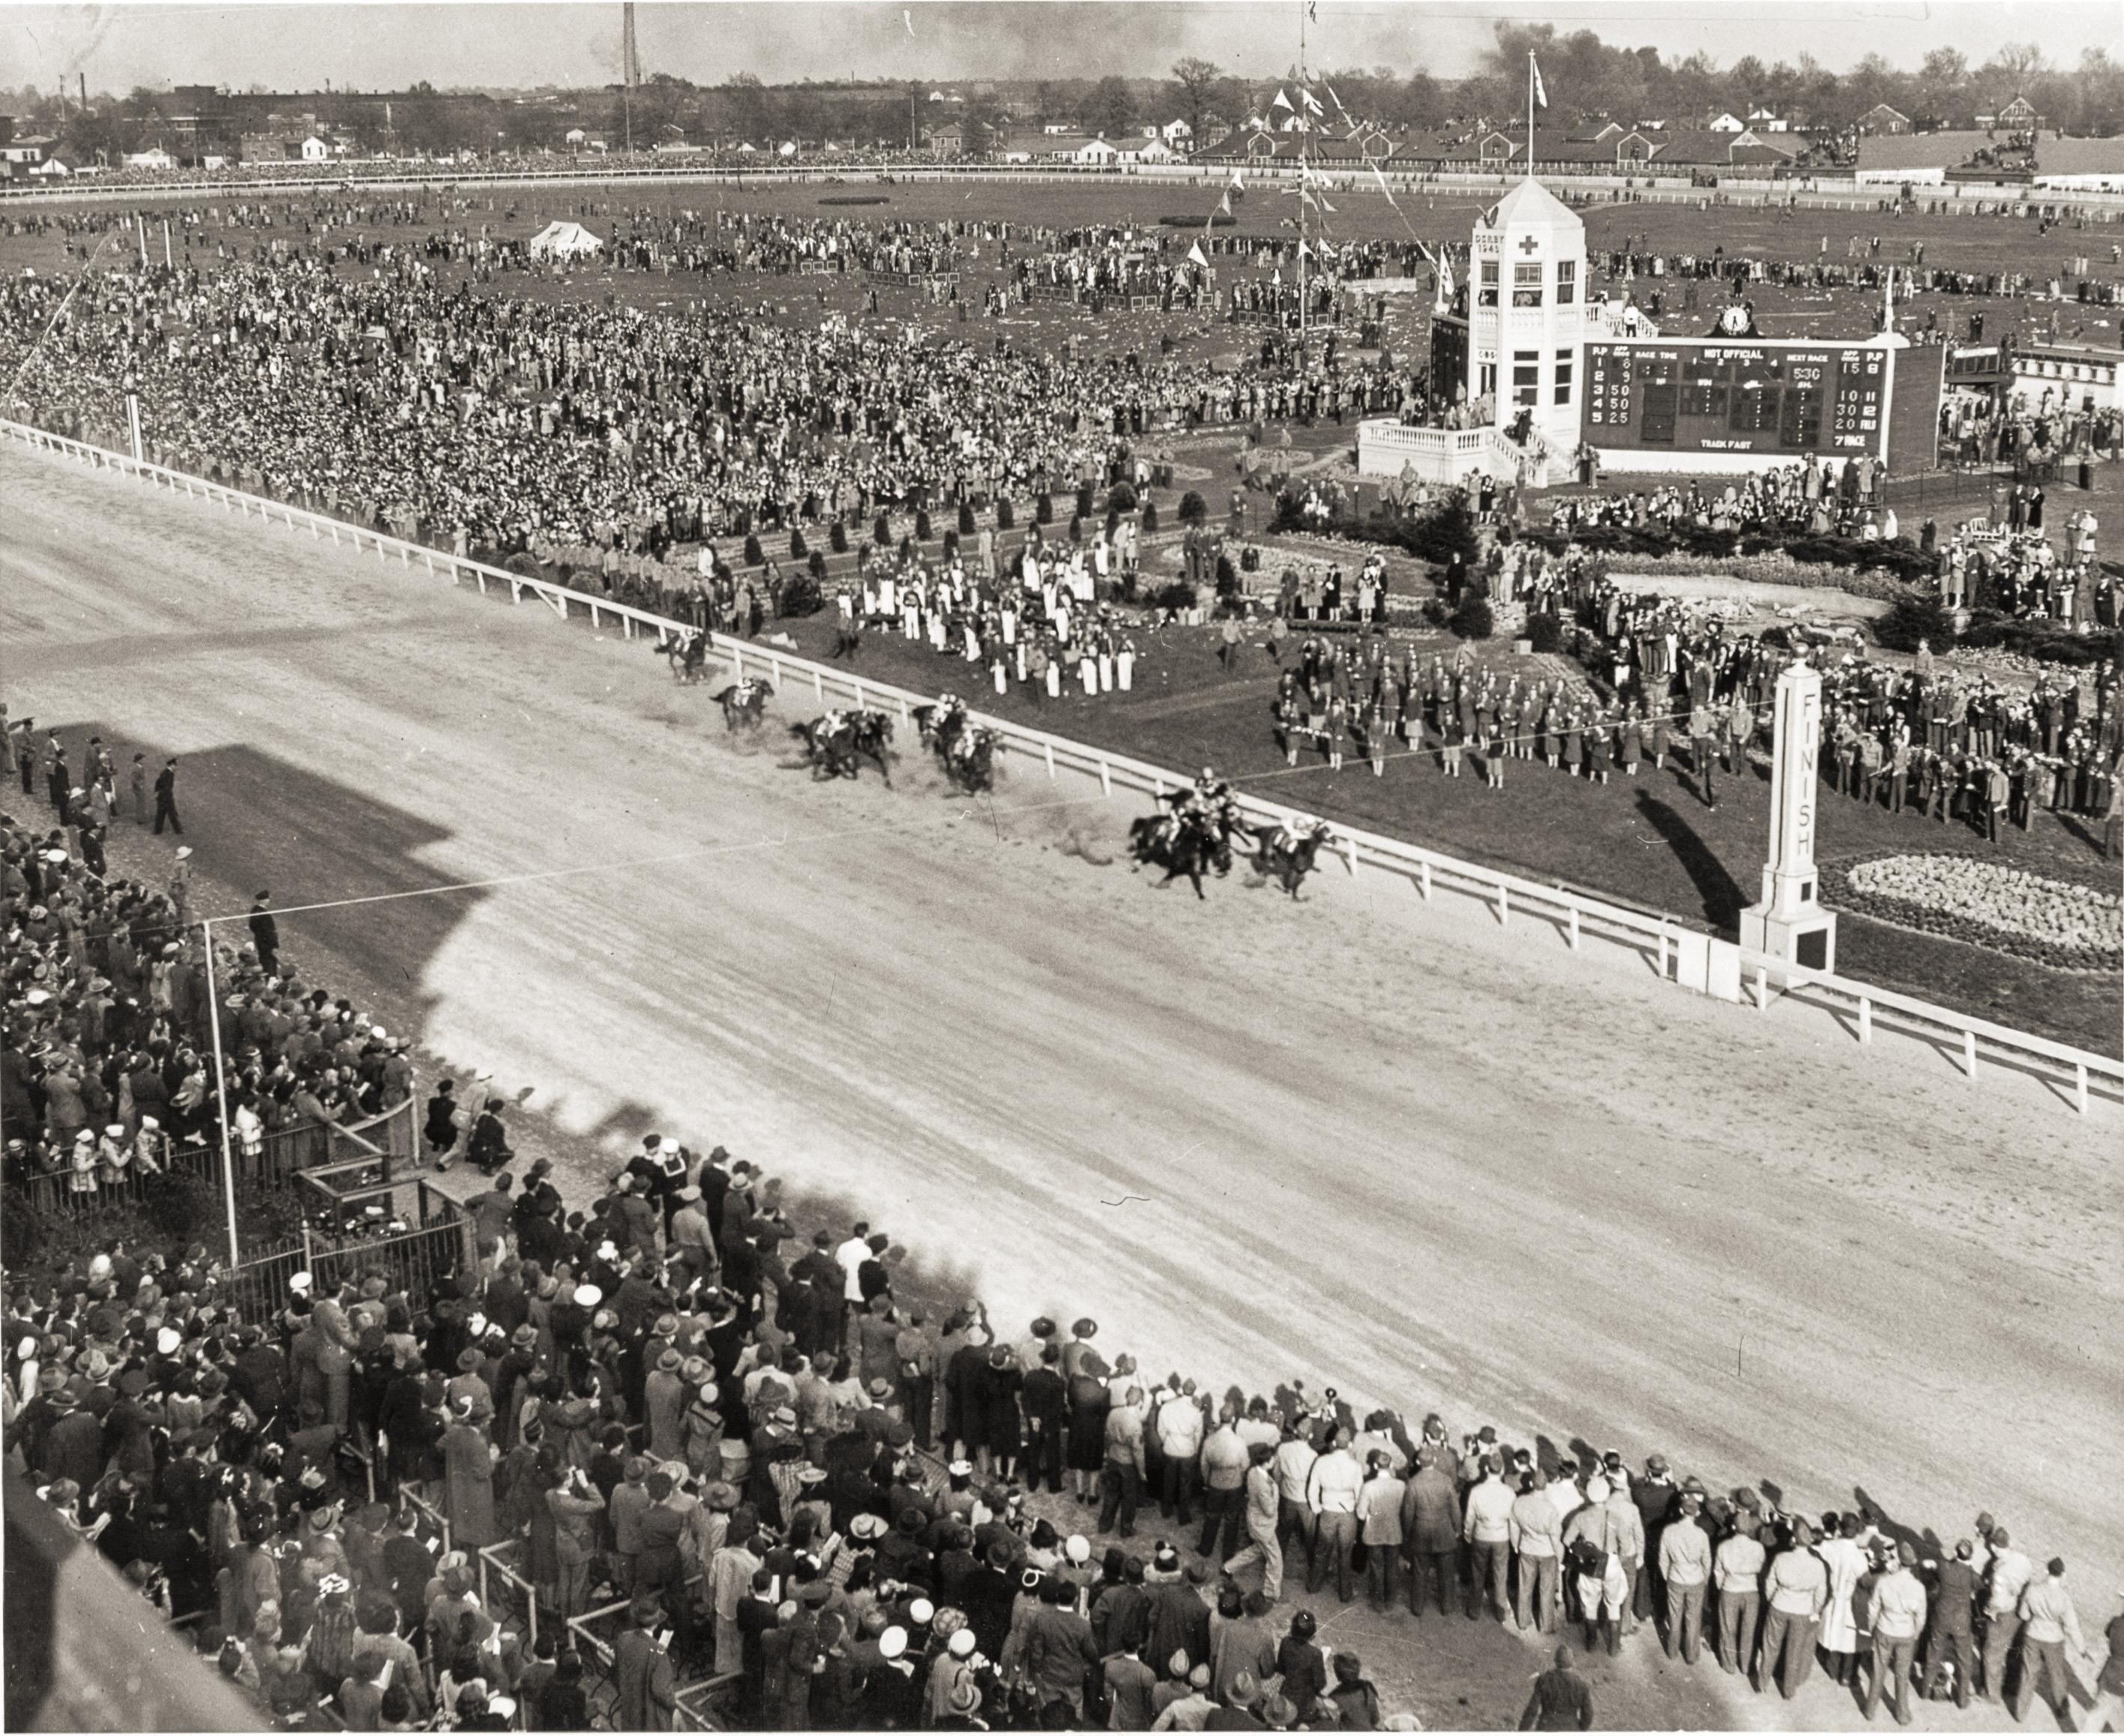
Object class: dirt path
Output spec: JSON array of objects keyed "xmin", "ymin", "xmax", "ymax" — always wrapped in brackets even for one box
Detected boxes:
[{"xmin": 6, "ymin": 444, "xmax": 2119, "ymax": 1618}]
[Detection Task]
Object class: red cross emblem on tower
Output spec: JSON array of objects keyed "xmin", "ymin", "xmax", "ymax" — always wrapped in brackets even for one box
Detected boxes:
[{"xmin": 1518, "ymin": 234, "xmax": 1541, "ymax": 255}]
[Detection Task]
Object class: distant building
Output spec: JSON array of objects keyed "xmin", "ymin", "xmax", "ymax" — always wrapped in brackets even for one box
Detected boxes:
[
  {"xmin": 1748, "ymin": 106, "xmax": 1791, "ymax": 133},
  {"xmin": 928, "ymin": 121, "xmax": 965, "ymax": 158},
  {"xmin": 123, "ymin": 146, "xmax": 175, "ymax": 170},
  {"xmin": 1708, "ymin": 112, "xmax": 1746, "ymax": 133},
  {"xmin": 1975, "ymin": 94, "xmax": 2043, "ymax": 131},
  {"xmin": 1072, "ymin": 136, "xmax": 1120, "ymax": 165},
  {"xmin": 1, "ymin": 135, "xmax": 55, "ymax": 167},
  {"xmin": 1857, "ymin": 103, "xmax": 1911, "ymax": 135},
  {"xmin": 300, "ymin": 136, "xmax": 332, "ymax": 161}
]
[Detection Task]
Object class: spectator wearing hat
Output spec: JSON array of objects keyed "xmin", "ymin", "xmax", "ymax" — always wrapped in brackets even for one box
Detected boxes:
[
  {"xmin": 1198, "ymin": 1403, "xmax": 1250, "ymax": 1564},
  {"xmin": 1222, "ymin": 1443, "xmax": 1284, "ymax": 1603},
  {"xmin": 1022, "ymin": 1575, "xmax": 1101, "ymax": 1720},
  {"xmin": 1357, "ymin": 1449, "xmax": 1408, "ymax": 1612},
  {"xmin": 1402, "ymin": 1443, "xmax": 1459, "ymax": 1618},
  {"xmin": 440, "ymin": 1397, "xmax": 498, "ymax": 1549},
  {"xmin": 614, "ymin": 1594, "xmax": 678, "ymax": 1731},
  {"xmin": 1714, "ymin": 1513, "xmax": 1768, "ymax": 1675},
  {"xmin": 1862, "ymin": 1538, "xmax": 1928, "ymax": 1724},
  {"xmin": 1152, "ymin": 1660, "xmax": 1218, "ymax": 1731},
  {"xmin": 1211, "ymin": 1590, "xmax": 1278, "ymax": 1706},
  {"xmin": 2014, "ymin": 1557, "xmax": 2086, "ymax": 1726},
  {"xmin": 1759, "ymin": 1518, "xmax": 1829, "ymax": 1697},
  {"xmin": 1518, "ymin": 1644, "xmax": 1594, "ymax": 1731},
  {"xmin": 1920, "ymin": 1539, "xmax": 1980, "ymax": 1708},
  {"xmin": 1982, "ymin": 1524, "xmax": 2036, "ymax": 1702},
  {"xmin": 1659, "ymin": 1491, "xmax": 1714, "ymax": 1664}
]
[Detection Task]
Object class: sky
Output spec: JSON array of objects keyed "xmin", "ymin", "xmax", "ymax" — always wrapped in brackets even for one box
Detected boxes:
[{"xmin": 3, "ymin": 0, "xmax": 2115, "ymax": 97}]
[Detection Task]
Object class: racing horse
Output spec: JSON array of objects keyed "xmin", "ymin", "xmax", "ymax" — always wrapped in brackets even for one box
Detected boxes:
[
  {"xmin": 713, "ymin": 678, "xmax": 774, "ymax": 733},
  {"xmin": 911, "ymin": 696, "xmax": 971, "ymax": 764},
  {"xmin": 1128, "ymin": 807, "xmax": 1221, "ymax": 899},
  {"xmin": 793, "ymin": 709, "xmax": 896, "ymax": 784},
  {"xmin": 940, "ymin": 726, "xmax": 999, "ymax": 795},
  {"xmin": 660, "ymin": 630, "xmax": 711, "ymax": 685},
  {"xmin": 1251, "ymin": 819, "xmax": 1335, "ymax": 899}
]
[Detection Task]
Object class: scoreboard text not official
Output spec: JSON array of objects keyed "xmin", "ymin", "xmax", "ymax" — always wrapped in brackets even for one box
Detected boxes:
[{"xmin": 1581, "ymin": 339, "xmax": 1941, "ymax": 470}]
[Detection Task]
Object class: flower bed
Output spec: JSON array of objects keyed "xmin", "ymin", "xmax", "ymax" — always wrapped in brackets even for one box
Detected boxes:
[{"xmin": 1821, "ymin": 852, "xmax": 2123, "ymax": 973}]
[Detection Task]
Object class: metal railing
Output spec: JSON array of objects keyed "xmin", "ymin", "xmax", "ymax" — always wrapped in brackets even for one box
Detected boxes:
[{"xmin": 7, "ymin": 413, "xmax": 2117, "ymax": 1115}]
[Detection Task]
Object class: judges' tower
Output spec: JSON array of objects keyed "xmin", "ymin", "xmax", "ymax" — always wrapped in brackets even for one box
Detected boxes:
[{"xmin": 1467, "ymin": 179, "xmax": 1589, "ymax": 461}]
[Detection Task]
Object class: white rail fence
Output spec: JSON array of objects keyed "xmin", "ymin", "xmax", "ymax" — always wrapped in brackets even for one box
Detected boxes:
[{"xmin": 7, "ymin": 413, "xmax": 2118, "ymax": 1116}]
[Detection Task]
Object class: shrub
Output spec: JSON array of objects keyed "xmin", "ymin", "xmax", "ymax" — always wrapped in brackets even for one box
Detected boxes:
[
  {"xmin": 1108, "ymin": 481, "xmax": 1138, "ymax": 514},
  {"xmin": 1215, "ymin": 553, "xmax": 1239, "ymax": 598},
  {"xmin": 915, "ymin": 508, "xmax": 933, "ymax": 542},
  {"xmin": 829, "ymin": 519, "xmax": 849, "ymax": 554},
  {"xmin": 1075, "ymin": 482, "xmax": 1095, "ymax": 519},
  {"xmin": 997, "ymin": 497, "xmax": 1015, "ymax": 530},
  {"xmin": 789, "ymin": 527, "xmax": 807, "ymax": 559},
  {"xmin": 1449, "ymin": 594, "xmax": 1496, "ymax": 640},
  {"xmin": 873, "ymin": 512, "xmax": 892, "ymax": 547},
  {"xmin": 958, "ymin": 500, "xmax": 976, "ymax": 535},
  {"xmin": 1068, "ymin": 512, "xmax": 1084, "ymax": 544},
  {"xmin": 1529, "ymin": 613, "xmax": 1564, "ymax": 655},
  {"xmin": 1178, "ymin": 490, "xmax": 1207, "ymax": 526},
  {"xmin": 942, "ymin": 529, "xmax": 959, "ymax": 559},
  {"xmin": 1036, "ymin": 491, "xmax": 1054, "ymax": 524},
  {"xmin": 1150, "ymin": 580, "xmax": 1198, "ymax": 612},
  {"xmin": 1141, "ymin": 501, "xmax": 1159, "ymax": 532},
  {"xmin": 807, "ymin": 550, "xmax": 827, "ymax": 580},
  {"xmin": 778, "ymin": 571, "xmax": 825, "ymax": 616},
  {"xmin": 742, "ymin": 532, "xmax": 764, "ymax": 568},
  {"xmin": 1872, "ymin": 595, "xmax": 1955, "ymax": 655}
]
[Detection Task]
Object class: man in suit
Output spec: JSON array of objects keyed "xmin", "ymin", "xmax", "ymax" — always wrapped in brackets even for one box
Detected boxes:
[
  {"xmin": 613, "ymin": 1594, "xmax": 678, "ymax": 1730},
  {"xmin": 153, "ymin": 757, "xmax": 183, "ymax": 835},
  {"xmin": 249, "ymin": 892, "xmax": 280, "ymax": 977}
]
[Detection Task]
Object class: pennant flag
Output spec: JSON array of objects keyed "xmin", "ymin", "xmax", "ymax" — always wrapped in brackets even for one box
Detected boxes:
[
  {"xmin": 1229, "ymin": 169, "xmax": 1246, "ymax": 192},
  {"xmin": 1297, "ymin": 242, "xmax": 1311, "ymax": 261},
  {"xmin": 1300, "ymin": 87, "xmax": 1324, "ymax": 115},
  {"xmin": 1188, "ymin": 240, "xmax": 1209, "ymax": 268},
  {"xmin": 1532, "ymin": 55, "xmax": 1548, "ymax": 109},
  {"xmin": 1436, "ymin": 252, "xmax": 1455, "ymax": 314},
  {"xmin": 1218, "ymin": 191, "xmax": 1233, "ymax": 216},
  {"xmin": 1272, "ymin": 88, "xmax": 1294, "ymax": 112}
]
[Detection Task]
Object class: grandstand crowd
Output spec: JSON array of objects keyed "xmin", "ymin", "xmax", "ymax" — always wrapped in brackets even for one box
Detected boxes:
[{"xmin": 1, "ymin": 714, "xmax": 2118, "ymax": 1729}]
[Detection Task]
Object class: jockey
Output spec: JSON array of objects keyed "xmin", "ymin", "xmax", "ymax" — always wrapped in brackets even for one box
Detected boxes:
[{"xmin": 818, "ymin": 707, "xmax": 847, "ymax": 739}]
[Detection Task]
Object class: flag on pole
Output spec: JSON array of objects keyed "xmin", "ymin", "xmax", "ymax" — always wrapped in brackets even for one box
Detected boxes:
[
  {"xmin": 1531, "ymin": 55, "xmax": 1548, "ymax": 108},
  {"xmin": 1272, "ymin": 88, "xmax": 1294, "ymax": 112},
  {"xmin": 1229, "ymin": 169, "xmax": 1245, "ymax": 192},
  {"xmin": 1299, "ymin": 87, "xmax": 1323, "ymax": 115},
  {"xmin": 1188, "ymin": 240, "xmax": 1209, "ymax": 268},
  {"xmin": 1218, "ymin": 190, "xmax": 1233, "ymax": 216},
  {"xmin": 1435, "ymin": 252, "xmax": 1455, "ymax": 314}
]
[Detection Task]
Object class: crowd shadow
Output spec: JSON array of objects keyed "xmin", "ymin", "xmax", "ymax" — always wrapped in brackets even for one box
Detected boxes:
[{"xmin": 1634, "ymin": 790, "xmax": 1749, "ymax": 929}]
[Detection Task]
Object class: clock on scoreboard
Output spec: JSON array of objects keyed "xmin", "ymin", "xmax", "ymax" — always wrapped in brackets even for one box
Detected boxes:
[{"xmin": 1582, "ymin": 339, "xmax": 1917, "ymax": 459}]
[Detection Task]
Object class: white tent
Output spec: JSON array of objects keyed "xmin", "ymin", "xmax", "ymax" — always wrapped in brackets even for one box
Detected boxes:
[{"xmin": 528, "ymin": 220, "xmax": 603, "ymax": 262}]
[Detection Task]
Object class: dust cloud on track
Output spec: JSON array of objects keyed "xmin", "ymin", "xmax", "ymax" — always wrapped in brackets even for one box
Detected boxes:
[{"xmin": 5, "ymin": 446, "xmax": 2117, "ymax": 1580}]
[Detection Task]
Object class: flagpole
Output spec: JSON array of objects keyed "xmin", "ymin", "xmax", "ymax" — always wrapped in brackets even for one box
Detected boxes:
[
  {"xmin": 1527, "ymin": 52, "xmax": 1536, "ymax": 178},
  {"xmin": 1297, "ymin": 0, "xmax": 1309, "ymax": 353}
]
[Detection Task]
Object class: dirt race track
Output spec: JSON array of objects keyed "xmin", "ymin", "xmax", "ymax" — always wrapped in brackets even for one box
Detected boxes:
[{"xmin": 5, "ymin": 443, "xmax": 2121, "ymax": 1701}]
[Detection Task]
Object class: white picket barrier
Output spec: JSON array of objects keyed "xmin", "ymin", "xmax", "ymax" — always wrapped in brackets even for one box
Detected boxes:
[{"xmin": 8, "ymin": 413, "xmax": 2119, "ymax": 1116}]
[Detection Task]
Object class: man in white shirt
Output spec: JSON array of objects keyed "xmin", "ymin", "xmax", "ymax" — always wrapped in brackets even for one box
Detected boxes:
[
  {"xmin": 1154, "ymin": 1388, "xmax": 1207, "ymax": 1527},
  {"xmin": 1270, "ymin": 1427, "xmax": 1318, "ymax": 1592},
  {"xmin": 1714, "ymin": 1517, "xmax": 1768, "ymax": 1676},
  {"xmin": 1658, "ymin": 1493, "xmax": 1714, "ymax": 1665},
  {"xmin": 1462, "ymin": 1457, "xmax": 1516, "ymax": 1623},
  {"xmin": 1863, "ymin": 1540, "xmax": 1928, "ymax": 1726},
  {"xmin": 1305, "ymin": 1431, "xmax": 1363, "ymax": 1604},
  {"xmin": 1509, "ymin": 1472, "xmax": 1565, "ymax": 1634},
  {"xmin": 834, "ymin": 1224, "xmax": 872, "ymax": 1312},
  {"xmin": 1980, "ymin": 1526, "xmax": 2035, "ymax": 1702}
]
